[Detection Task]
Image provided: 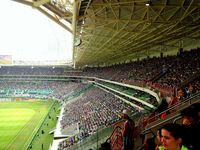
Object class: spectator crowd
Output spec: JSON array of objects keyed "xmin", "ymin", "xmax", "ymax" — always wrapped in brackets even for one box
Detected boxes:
[{"xmin": 0, "ymin": 48, "xmax": 199, "ymax": 150}]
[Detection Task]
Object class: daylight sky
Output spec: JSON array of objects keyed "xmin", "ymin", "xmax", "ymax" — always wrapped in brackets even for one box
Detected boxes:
[{"xmin": 0, "ymin": 1, "xmax": 73, "ymax": 63}]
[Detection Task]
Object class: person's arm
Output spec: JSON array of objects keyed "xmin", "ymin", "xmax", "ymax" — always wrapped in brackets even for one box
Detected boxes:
[{"xmin": 122, "ymin": 120, "xmax": 129, "ymax": 136}]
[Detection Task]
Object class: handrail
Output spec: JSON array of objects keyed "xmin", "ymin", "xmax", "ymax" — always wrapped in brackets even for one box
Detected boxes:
[
  {"xmin": 141, "ymin": 130, "xmax": 155, "ymax": 137},
  {"xmin": 141, "ymin": 92, "xmax": 200, "ymax": 134},
  {"xmin": 146, "ymin": 93, "xmax": 200, "ymax": 125},
  {"xmin": 141, "ymin": 113, "xmax": 181, "ymax": 135},
  {"xmin": 173, "ymin": 115, "xmax": 182, "ymax": 123}
]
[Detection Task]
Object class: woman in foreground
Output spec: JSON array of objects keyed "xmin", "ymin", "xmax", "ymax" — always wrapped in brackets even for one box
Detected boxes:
[{"xmin": 159, "ymin": 123, "xmax": 188, "ymax": 150}]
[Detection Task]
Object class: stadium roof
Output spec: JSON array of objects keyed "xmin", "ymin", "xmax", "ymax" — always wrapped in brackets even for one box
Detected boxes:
[{"xmin": 14, "ymin": 0, "xmax": 200, "ymax": 67}]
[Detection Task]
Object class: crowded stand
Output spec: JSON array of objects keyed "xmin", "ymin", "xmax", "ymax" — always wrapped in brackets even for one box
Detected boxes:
[
  {"xmin": 82, "ymin": 49, "xmax": 200, "ymax": 104},
  {"xmin": 0, "ymin": 81, "xmax": 85, "ymax": 100},
  {"xmin": 157, "ymin": 49, "xmax": 200, "ymax": 87},
  {"xmin": 61, "ymin": 87, "xmax": 137, "ymax": 132},
  {"xmin": 59, "ymin": 87, "xmax": 138, "ymax": 149},
  {"xmin": 56, "ymin": 49, "xmax": 200, "ymax": 150},
  {"xmin": 0, "ymin": 66, "xmax": 64, "ymax": 75},
  {"xmin": 0, "ymin": 49, "xmax": 199, "ymax": 115},
  {"xmin": 96, "ymin": 85, "xmax": 155, "ymax": 111},
  {"xmin": 0, "ymin": 49, "xmax": 199, "ymax": 95},
  {"xmin": 81, "ymin": 49, "xmax": 200, "ymax": 89},
  {"xmin": 0, "ymin": 49, "xmax": 199, "ymax": 150}
]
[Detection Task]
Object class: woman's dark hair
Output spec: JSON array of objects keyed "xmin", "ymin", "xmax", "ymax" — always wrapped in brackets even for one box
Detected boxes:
[
  {"xmin": 181, "ymin": 106, "xmax": 199, "ymax": 123},
  {"xmin": 145, "ymin": 137, "xmax": 156, "ymax": 150},
  {"xmin": 157, "ymin": 128, "xmax": 162, "ymax": 138},
  {"xmin": 98, "ymin": 142, "xmax": 111, "ymax": 150},
  {"xmin": 161, "ymin": 123, "xmax": 184, "ymax": 140}
]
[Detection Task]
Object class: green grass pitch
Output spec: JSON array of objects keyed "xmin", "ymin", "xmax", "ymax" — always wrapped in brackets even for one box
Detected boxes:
[{"xmin": 0, "ymin": 100, "xmax": 53, "ymax": 150}]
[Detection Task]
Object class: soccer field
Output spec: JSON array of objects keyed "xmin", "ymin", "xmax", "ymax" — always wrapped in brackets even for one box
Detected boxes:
[{"xmin": 0, "ymin": 100, "xmax": 53, "ymax": 150}]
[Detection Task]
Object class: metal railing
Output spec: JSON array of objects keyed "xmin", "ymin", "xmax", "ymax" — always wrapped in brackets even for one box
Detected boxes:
[{"xmin": 141, "ymin": 93, "xmax": 200, "ymax": 134}]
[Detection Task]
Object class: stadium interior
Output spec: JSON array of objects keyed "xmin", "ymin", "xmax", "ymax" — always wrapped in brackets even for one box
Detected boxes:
[{"xmin": 0, "ymin": 0, "xmax": 200, "ymax": 150}]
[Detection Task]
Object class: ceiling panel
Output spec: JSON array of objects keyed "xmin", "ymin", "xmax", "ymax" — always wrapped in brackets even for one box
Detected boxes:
[{"xmin": 14, "ymin": 0, "xmax": 200, "ymax": 67}]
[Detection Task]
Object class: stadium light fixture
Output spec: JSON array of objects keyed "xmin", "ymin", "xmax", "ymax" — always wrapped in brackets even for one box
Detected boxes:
[{"xmin": 69, "ymin": 0, "xmax": 74, "ymax": 4}]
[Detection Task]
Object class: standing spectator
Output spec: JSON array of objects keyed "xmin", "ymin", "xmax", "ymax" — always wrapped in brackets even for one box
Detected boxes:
[{"xmin": 121, "ymin": 109, "xmax": 135, "ymax": 150}]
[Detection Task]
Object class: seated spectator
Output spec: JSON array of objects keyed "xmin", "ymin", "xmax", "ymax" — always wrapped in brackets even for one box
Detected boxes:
[
  {"xmin": 159, "ymin": 123, "xmax": 188, "ymax": 150},
  {"xmin": 181, "ymin": 105, "xmax": 199, "ymax": 126},
  {"xmin": 155, "ymin": 128, "xmax": 162, "ymax": 150},
  {"xmin": 98, "ymin": 141, "xmax": 111, "ymax": 150},
  {"xmin": 180, "ymin": 105, "xmax": 200, "ymax": 150},
  {"xmin": 190, "ymin": 103, "xmax": 200, "ymax": 119},
  {"xmin": 143, "ymin": 137, "xmax": 156, "ymax": 150},
  {"xmin": 141, "ymin": 128, "xmax": 162, "ymax": 150}
]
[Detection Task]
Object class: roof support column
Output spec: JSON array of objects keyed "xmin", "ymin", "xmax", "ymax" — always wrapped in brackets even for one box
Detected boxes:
[{"xmin": 72, "ymin": 0, "xmax": 78, "ymax": 68}]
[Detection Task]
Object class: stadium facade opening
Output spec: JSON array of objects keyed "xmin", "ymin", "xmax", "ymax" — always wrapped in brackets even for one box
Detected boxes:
[{"xmin": 0, "ymin": 1, "xmax": 73, "ymax": 66}]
